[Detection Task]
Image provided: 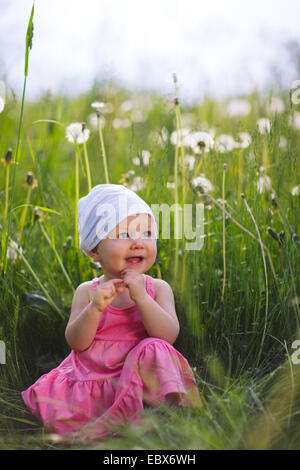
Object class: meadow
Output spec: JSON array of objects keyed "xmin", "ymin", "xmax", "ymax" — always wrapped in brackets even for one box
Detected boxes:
[{"xmin": 0, "ymin": 9, "xmax": 300, "ymax": 450}]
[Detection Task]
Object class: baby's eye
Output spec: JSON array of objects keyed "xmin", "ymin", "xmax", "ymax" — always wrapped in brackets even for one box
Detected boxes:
[
  {"xmin": 142, "ymin": 230, "xmax": 152, "ymax": 238},
  {"xmin": 118, "ymin": 232, "xmax": 130, "ymax": 238}
]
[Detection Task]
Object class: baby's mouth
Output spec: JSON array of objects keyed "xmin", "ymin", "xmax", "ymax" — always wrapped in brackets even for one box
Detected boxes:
[{"xmin": 125, "ymin": 256, "xmax": 144, "ymax": 264}]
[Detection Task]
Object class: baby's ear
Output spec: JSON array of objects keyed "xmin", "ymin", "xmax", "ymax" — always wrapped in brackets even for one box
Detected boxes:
[{"xmin": 88, "ymin": 246, "xmax": 101, "ymax": 261}]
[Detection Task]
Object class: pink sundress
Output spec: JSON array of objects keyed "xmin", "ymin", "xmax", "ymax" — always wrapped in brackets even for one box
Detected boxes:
[{"xmin": 21, "ymin": 275, "xmax": 201, "ymax": 440}]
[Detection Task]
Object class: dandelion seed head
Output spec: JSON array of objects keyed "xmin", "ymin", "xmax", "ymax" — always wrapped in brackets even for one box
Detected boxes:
[
  {"xmin": 184, "ymin": 155, "xmax": 196, "ymax": 171},
  {"xmin": 120, "ymin": 100, "xmax": 134, "ymax": 113},
  {"xmin": 0, "ymin": 96, "xmax": 5, "ymax": 113},
  {"xmin": 66, "ymin": 122, "xmax": 90, "ymax": 144},
  {"xmin": 236, "ymin": 132, "xmax": 251, "ymax": 149},
  {"xmin": 88, "ymin": 113, "xmax": 105, "ymax": 130},
  {"xmin": 257, "ymin": 117, "xmax": 271, "ymax": 135},
  {"xmin": 289, "ymin": 111, "xmax": 300, "ymax": 130},
  {"xmin": 291, "ymin": 185, "xmax": 300, "ymax": 196},
  {"xmin": 257, "ymin": 175, "xmax": 273, "ymax": 194},
  {"xmin": 268, "ymin": 97, "xmax": 285, "ymax": 114},
  {"xmin": 189, "ymin": 131, "xmax": 214, "ymax": 153},
  {"xmin": 215, "ymin": 134, "xmax": 236, "ymax": 153},
  {"xmin": 279, "ymin": 136, "xmax": 287, "ymax": 150},
  {"xmin": 129, "ymin": 176, "xmax": 146, "ymax": 192},
  {"xmin": 192, "ymin": 174, "xmax": 214, "ymax": 193}
]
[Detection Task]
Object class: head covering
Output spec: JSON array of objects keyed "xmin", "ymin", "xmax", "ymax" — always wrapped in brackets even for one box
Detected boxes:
[{"xmin": 78, "ymin": 184, "xmax": 158, "ymax": 256}]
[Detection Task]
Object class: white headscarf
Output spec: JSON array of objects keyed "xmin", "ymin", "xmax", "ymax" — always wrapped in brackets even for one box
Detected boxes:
[{"xmin": 78, "ymin": 184, "xmax": 158, "ymax": 256}]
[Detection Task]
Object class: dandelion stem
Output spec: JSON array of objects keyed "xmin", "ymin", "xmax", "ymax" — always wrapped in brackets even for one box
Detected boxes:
[
  {"xmin": 97, "ymin": 115, "xmax": 109, "ymax": 184},
  {"xmin": 4, "ymin": 4, "xmax": 34, "ymax": 275},
  {"xmin": 38, "ymin": 221, "xmax": 75, "ymax": 293},
  {"xmin": 75, "ymin": 150, "xmax": 79, "ymax": 249},
  {"xmin": 83, "ymin": 140, "xmax": 92, "ymax": 191},
  {"xmin": 4, "ymin": 164, "xmax": 10, "ymax": 221},
  {"xmin": 221, "ymin": 164, "xmax": 227, "ymax": 302},
  {"xmin": 173, "ymin": 110, "xmax": 180, "ymax": 283},
  {"xmin": 241, "ymin": 194, "xmax": 269, "ymax": 367},
  {"xmin": 19, "ymin": 187, "xmax": 32, "ymax": 246}
]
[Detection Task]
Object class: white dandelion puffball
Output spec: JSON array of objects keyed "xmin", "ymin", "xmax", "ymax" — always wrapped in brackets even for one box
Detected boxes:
[
  {"xmin": 0, "ymin": 96, "xmax": 5, "ymax": 113},
  {"xmin": 120, "ymin": 100, "xmax": 134, "ymax": 113},
  {"xmin": 257, "ymin": 175, "xmax": 273, "ymax": 194},
  {"xmin": 170, "ymin": 128, "xmax": 192, "ymax": 146},
  {"xmin": 91, "ymin": 102, "xmax": 114, "ymax": 114},
  {"xmin": 279, "ymin": 136, "xmax": 287, "ymax": 150},
  {"xmin": 184, "ymin": 155, "xmax": 196, "ymax": 171},
  {"xmin": 215, "ymin": 134, "xmax": 236, "ymax": 153},
  {"xmin": 291, "ymin": 185, "xmax": 300, "ymax": 196},
  {"xmin": 132, "ymin": 157, "xmax": 140, "ymax": 166},
  {"xmin": 141, "ymin": 150, "xmax": 151, "ymax": 165},
  {"xmin": 66, "ymin": 123, "xmax": 90, "ymax": 144},
  {"xmin": 257, "ymin": 118, "xmax": 271, "ymax": 135},
  {"xmin": 226, "ymin": 99, "xmax": 251, "ymax": 117},
  {"xmin": 130, "ymin": 176, "xmax": 146, "ymax": 192},
  {"xmin": 88, "ymin": 113, "xmax": 105, "ymax": 130},
  {"xmin": 236, "ymin": 132, "xmax": 251, "ymax": 149},
  {"xmin": 192, "ymin": 174, "xmax": 214, "ymax": 193},
  {"xmin": 91, "ymin": 101, "xmax": 105, "ymax": 112},
  {"xmin": 189, "ymin": 131, "xmax": 214, "ymax": 153},
  {"xmin": 268, "ymin": 97, "xmax": 284, "ymax": 114}
]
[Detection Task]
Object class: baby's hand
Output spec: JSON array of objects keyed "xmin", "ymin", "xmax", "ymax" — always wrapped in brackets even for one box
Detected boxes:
[
  {"xmin": 91, "ymin": 278, "xmax": 126, "ymax": 311},
  {"xmin": 120, "ymin": 269, "xmax": 147, "ymax": 302}
]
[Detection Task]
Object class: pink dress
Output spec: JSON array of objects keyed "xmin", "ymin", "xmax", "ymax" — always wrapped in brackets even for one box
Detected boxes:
[{"xmin": 21, "ymin": 275, "xmax": 201, "ymax": 441}]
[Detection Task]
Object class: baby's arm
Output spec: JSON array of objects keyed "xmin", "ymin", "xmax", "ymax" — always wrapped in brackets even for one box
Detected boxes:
[
  {"xmin": 65, "ymin": 278, "xmax": 125, "ymax": 352},
  {"xmin": 135, "ymin": 279, "xmax": 180, "ymax": 344}
]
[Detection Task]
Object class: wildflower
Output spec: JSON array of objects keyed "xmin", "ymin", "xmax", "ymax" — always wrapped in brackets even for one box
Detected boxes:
[
  {"xmin": 226, "ymin": 99, "xmax": 251, "ymax": 117},
  {"xmin": 257, "ymin": 118, "xmax": 271, "ymax": 135},
  {"xmin": 215, "ymin": 134, "xmax": 236, "ymax": 153},
  {"xmin": 192, "ymin": 174, "xmax": 214, "ymax": 193},
  {"xmin": 268, "ymin": 97, "xmax": 284, "ymax": 114},
  {"xmin": 291, "ymin": 185, "xmax": 300, "ymax": 196},
  {"xmin": 66, "ymin": 122, "xmax": 90, "ymax": 144},
  {"xmin": 236, "ymin": 132, "xmax": 251, "ymax": 149},
  {"xmin": 167, "ymin": 181, "xmax": 175, "ymax": 189},
  {"xmin": 189, "ymin": 131, "xmax": 214, "ymax": 153},
  {"xmin": 289, "ymin": 111, "xmax": 300, "ymax": 130}
]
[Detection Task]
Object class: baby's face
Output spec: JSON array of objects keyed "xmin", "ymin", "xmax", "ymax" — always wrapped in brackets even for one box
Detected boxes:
[{"xmin": 91, "ymin": 214, "xmax": 157, "ymax": 277}]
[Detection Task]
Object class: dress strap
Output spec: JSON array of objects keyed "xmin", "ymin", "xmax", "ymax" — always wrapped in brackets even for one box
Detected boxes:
[
  {"xmin": 145, "ymin": 275, "xmax": 155, "ymax": 299},
  {"xmin": 91, "ymin": 278, "xmax": 99, "ymax": 290}
]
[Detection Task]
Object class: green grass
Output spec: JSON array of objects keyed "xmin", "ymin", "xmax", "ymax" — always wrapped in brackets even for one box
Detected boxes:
[{"xmin": 0, "ymin": 30, "xmax": 300, "ymax": 448}]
